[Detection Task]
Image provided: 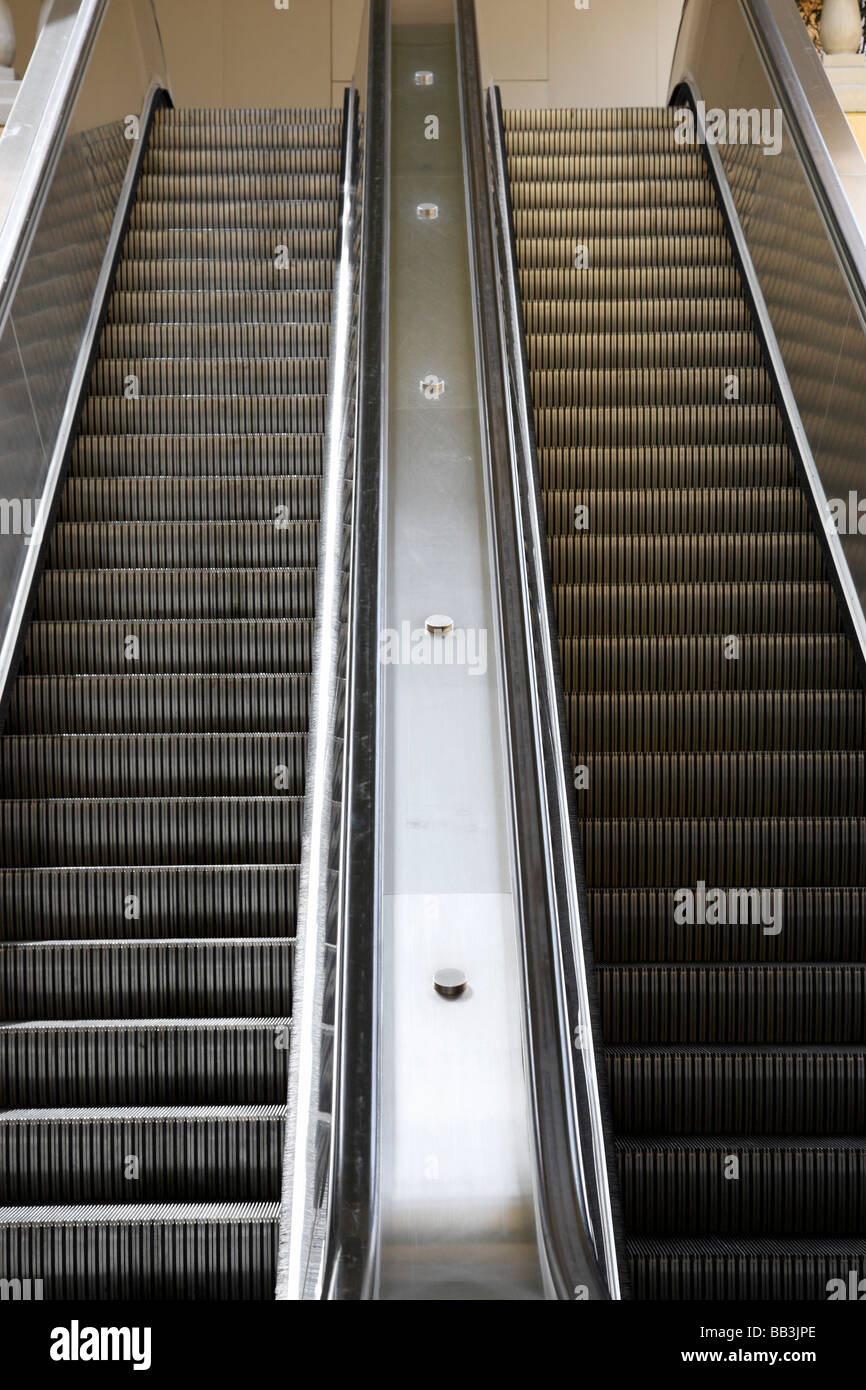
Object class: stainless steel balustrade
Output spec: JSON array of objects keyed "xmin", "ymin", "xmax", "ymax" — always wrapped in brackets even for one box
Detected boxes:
[
  {"xmin": 483, "ymin": 76, "xmax": 623, "ymax": 1302},
  {"xmin": 316, "ymin": 0, "xmax": 389, "ymax": 1302}
]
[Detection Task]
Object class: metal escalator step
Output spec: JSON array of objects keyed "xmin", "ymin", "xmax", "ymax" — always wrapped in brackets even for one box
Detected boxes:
[
  {"xmin": 536, "ymin": 444, "xmax": 794, "ymax": 489},
  {"xmin": 543, "ymin": 486, "xmax": 805, "ymax": 533},
  {"xmin": 0, "ymin": 940, "xmax": 294, "ymax": 1021},
  {"xmin": 35, "ymin": 568, "xmax": 317, "ymax": 619},
  {"xmin": 46, "ymin": 521, "xmax": 320, "ymax": 568},
  {"xmin": 90, "ymin": 356, "xmax": 330, "ymax": 397},
  {"xmin": 137, "ymin": 172, "xmax": 338, "ymax": 202},
  {"xmin": 149, "ymin": 119, "xmax": 340, "ymax": 149},
  {"xmin": 0, "ymin": 797, "xmax": 304, "ymax": 866},
  {"xmin": 0, "ymin": 1018, "xmax": 290, "ymax": 1106},
  {"xmin": 0, "ymin": 1107, "xmax": 286, "ymax": 1204},
  {"xmin": 532, "ymin": 368, "xmax": 773, "ymax": 409},
  {"xmin": 114, "ymin": 258, "xmax": 334, "ymax": 293},
  {"xmin": 503, "ymin": 107, "xmax": 684, "ymax": 131},
  {"xmin": 512, "ymin": 205, "xmax": 726, "ymax": 238},
  {"xmin": 0, "ymin": 1203, "xmax": 280, "ymax": 1300},
  {"xmin": 506, "ymin": 129, "xmax": 697, "ymax": 155},
  {"xmin": 81, "ymin": 395, "xmax": 326, "ymax": 435},
  {"xmin": 573, "ymin": 752, "xmax": 866, "ymax": 818},
  {"xmin": 0, "ymin": 865, "xmax": 299, "ymax": 940},
  {"xmin": 598, "ymin": 965, "xmax": 866, "ymax": 1044},
  {"xmin": 71, "ymin": 433, "xmax": 324, "ymax": 478},
  {"xmin": 523, "ymin": 297, "xmax": 752, "ymax": 335},
  {"xmin": 535, "ymin": 405, "xmax": 786, "ymax": 447},
  {"xmin": 519, "ymin": 266, "xmax": 742, "ymax": 300},
  {"xmin": 590, "ymin": 889, "xmax": 866, "ymax": 963},
  {"xmin": 146, "ymin": 148, "xmax": 341, "ymax": 175},
  {"xmin": 509, "ymin": 178, "xmax": 718, "ymax": 210},
  {"xmin": 129, "ymin": 198, "xmax": 339, "ymax": 231},
  {"xmin": 21, "ymin": 620, "xmax": 315, "ymax": 675},
  {"xmin": 526, "ymin": 330, "xmax": 759, "ymax": 370},
  {"xmin": 58, "ymin": 476, "xmax": 322, "ymax": 522},
  {"xmin": 0, "ymin": 732, "xmax": 307, "ymax": 795},
  {"xmin": 123, "ymin": 226, "xmax": 338, "ymax": 261},
  {"xmin": 157, "ymin": 106, "xmax": 340, "ymax": 125},
  {"xmin": 559, "ymin": 635, "xmax": 856, "ymax": 692},
  {"xmin": 8, "ymin": 675, "xmax": 310, "ymax": 733},
  {"xmin": 97, "ymin": 321, "xmax": 331, "ymax": 361},
  {"xmin": 605, "ymin": 1045, "xmax": 866, "ymax": 1134},
  {"xmin": 552, "ymin": 581, "xmax": 840, "ymax": 635},
  {"xmin": 627, "ymin": 1236, "xmax": 866, "ymax": 1300},
  {"xmin": 616, "ymin": 1136, "xmax": 866, "ymax": 1237},
  {"xmin": 547, "ymin": 533, "xmax": 823, "ymax": 583},
  {"xmin": 508, "ymin": 152, "xmax": 710, "ymax": 182},
  {"xmin": 581, "ymin": 818, "xmax": 866, "ymax": 887},
  {"xmin": 566, "ymin": 690, "xmax": 866, "ymax": 752},
  {"xmin": 106, "ymin": 290, "xmax": 331, "ymax": 325}
]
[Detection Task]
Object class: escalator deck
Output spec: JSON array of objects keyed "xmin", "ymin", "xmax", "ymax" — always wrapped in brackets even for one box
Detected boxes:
[
  {"xmin": 0, "ymin": 105, "xmax": 341, "ymax": 1299},
  {"xmin": 504, "ymin": 106, "xmax": 866, "ymax": 1299}
]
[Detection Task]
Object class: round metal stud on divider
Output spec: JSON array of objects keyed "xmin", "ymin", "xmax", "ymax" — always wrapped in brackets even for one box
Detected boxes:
[
  {"xmin": 414, "ymin": 69, "xmax": 434, "ymax": 85},
  {"xmin": 433, "ymin": 968, "xmax": 468, "ymax": 999},
  {"xmin": 425, "ymin": 614, "xmax": 453, "ymax": 636},
  {"xmin": 416, "ymin": 202, "xmax": 439, "ymax": 220}
]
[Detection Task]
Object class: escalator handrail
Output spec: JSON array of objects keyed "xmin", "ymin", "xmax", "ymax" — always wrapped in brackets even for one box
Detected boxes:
[
  {"xmin": 277, "ymin": 81, "xmax": 363, "ymax": 1300},
  {"xmin": 319, "ymin": 0, "xmax": 390, "ymax": 1301},
  {"xmin": 484, "ymin": 80, "xmax": 623, "ymax": 1301},
  {"xmin": 454, "ymin": 0, "xmax": 621, "ymax": 1300}
]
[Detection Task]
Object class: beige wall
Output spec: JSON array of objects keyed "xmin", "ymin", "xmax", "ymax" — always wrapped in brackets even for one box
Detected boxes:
[
  {"xmin": 477, "ymin": 0, "xmax": 686, "ymax": 108},
  {"xmin": 9, "ymin": 0, "xmax": 684, "ymax": 112},
  {"xmin": 9, "ymin": 0, "xmax": 367, "ymax": 109}
]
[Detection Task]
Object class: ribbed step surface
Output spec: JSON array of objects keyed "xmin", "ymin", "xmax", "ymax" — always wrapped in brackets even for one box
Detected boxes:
[
  {"xmin": 505, "ymin": 104, "xmax": 866, "ymax": 1300},
  {"xmin": 0, "ymin": 103, "xmax": 341, "ymax": 1299}
]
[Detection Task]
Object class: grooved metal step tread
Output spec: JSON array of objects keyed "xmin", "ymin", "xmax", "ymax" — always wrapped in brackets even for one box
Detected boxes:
[
  {"xmin": 71, "ymin": 433, "xmax": 325, "ymax": 477},
  {"xmin": 573, "ymin": 752, "xmax": 866, "ymax": 816},
  {"xmin": 0, "ymin": 732, "xmax": 308, "ymax": 794},
  {"xmin": 0, "ymin": 865, "xmax": 299, "ymax": 939},
  {"xmin": 558, "ymin": 634, "xmax": 856, "ymax": 691},
  {"xmin": 0, "ymin": 938, "xmax": 294, "ymax": 1021},
  {"xmin": 536, "ymin": 444, "xmax": 795, "ymax": 489},
  {"xmin": 58, "ymin": 476, "xmax": 322, "ymax": 522},
  {"xmin": 91, "ymin": 357, "xmax": 330, "ymax": 397},
  {"xmin": 526, "ymin": 330, "xmax": 760, "ymax": 369},
  {"xmin": 106, "ymin": 289, "xmax": 332, "ymax": 326},
  {"xmin": 21, "ymin": 621, "xmax": 316, "ymax": 674},
  {"xmin": 590, "ymin": 888, "xmax": 866, "ymax": 962},
  {"xmin": 8, "ymin": 674, "xmax": 311, "ymax": 733},
  {"xmin": 35, "ymin": 567, "xmax": 318, "ymax": 619},
  {"xmin": 0, "ymin": 1106, "xmax": 286, "ymax": 1204},
  {"xmin": 543, "ymin": 486, "xmax": 806, "ymax": 533},
  {"xmin": 46, "ymin": 520, "xmax": 320, "ymax": 568},
  {"xmin": 552, "ymin": 581, "xmax": 840, "ymax": 634}
]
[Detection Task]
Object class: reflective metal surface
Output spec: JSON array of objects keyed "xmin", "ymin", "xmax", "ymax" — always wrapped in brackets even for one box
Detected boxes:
[
  {"xmin": 319, "ymin": 0, "xmax": 390, "ymax": 1302},
  {"xmin": 377, "ymin": 16, "xmax": 543, "ymax": 1300},
  {"xmin": 276, "ymin": 77, "xmax": 360, "ymax": 1299},
  {"xmin": 485, "ymin": 78, "xmax": 622, "ymax": 1302},
  {"xmin": 0, "ymin": 0, "xmax": 169, "ymax": 716},
  {"xmin": 671, "ymin": 0, "xmax": 866, "ymax": 666}
]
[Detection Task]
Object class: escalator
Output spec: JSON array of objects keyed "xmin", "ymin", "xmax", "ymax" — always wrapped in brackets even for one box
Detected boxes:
[
  {"xmin": 499, "ymin": 103, "xmax": 866, "ymax": 1299},
  {"xmin": 4, "ymin": 0, "xmax": 866, "ymax": 1306},
  {"xmin": 0, "ymin": 104, "xmax": 341, "ymax": 1298}
]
